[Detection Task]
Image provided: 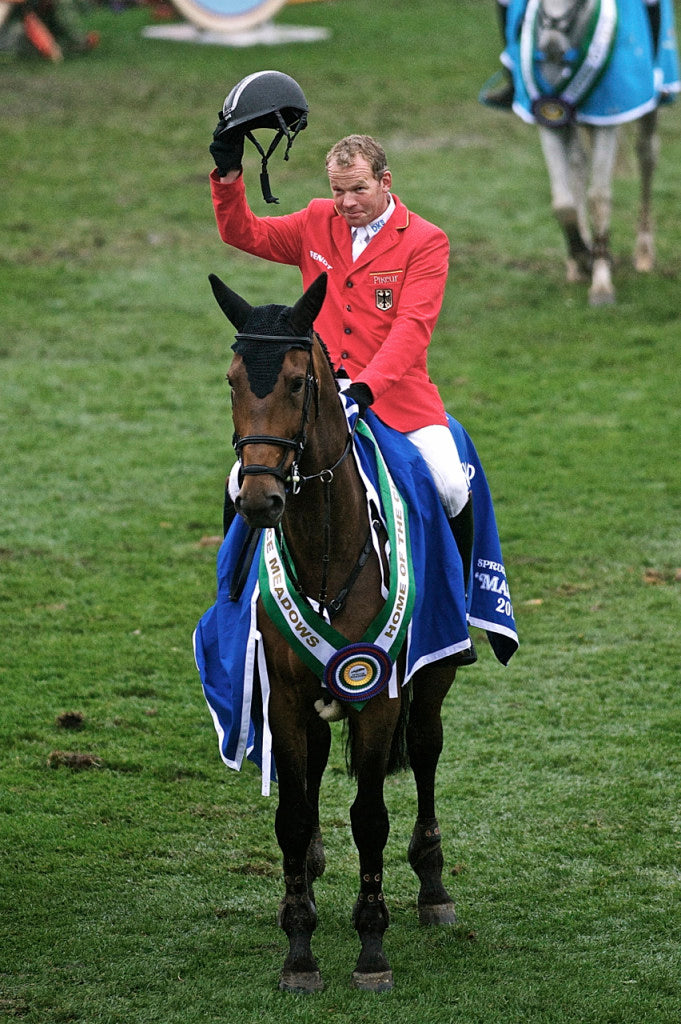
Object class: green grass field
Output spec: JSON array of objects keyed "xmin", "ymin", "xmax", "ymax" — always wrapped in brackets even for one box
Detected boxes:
[{"xmin": 2, "ymin": 1, "xmax": 681, "ymax": 1020}]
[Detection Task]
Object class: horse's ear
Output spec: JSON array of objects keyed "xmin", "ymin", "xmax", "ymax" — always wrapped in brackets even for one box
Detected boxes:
[
  {"xmin": 208, "ymin": 273, "xmax": 253, "ymax": 332},
  {"xmin": 289, "ymin": 273, "xmax": 327, "ymax": 336}
]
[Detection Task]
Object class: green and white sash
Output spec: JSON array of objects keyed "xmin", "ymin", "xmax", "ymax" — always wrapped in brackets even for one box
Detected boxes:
[
  {"xmin": 259, "ymin": 419, "xmax": 415, "ymax": 708},
  {"xmin": 520, "ymin": 0, "xmax": 618, "ymax": 125}
]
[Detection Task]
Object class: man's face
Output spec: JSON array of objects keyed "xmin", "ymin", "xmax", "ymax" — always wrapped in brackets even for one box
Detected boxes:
[{"xmin": 327, "ymin": 156, "xmax": 391, "ymax": 228}]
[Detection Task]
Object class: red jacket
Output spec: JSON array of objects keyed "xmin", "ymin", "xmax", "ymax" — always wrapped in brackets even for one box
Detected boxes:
[{"xmin": 210, "ymin": 171, "xmax": 450, "ymax": 431}]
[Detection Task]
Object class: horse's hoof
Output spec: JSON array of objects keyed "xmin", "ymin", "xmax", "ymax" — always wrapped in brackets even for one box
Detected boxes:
[
  {"xmin": 634, "ymin": 234, "xmax": 655, "ymax": 273},
  {"xmin": 278, "ymin": 969, "xmax": 324, "ymax": 994},
  {"xmin": 417, "ymin": 901, "xmax": 457, "ymax": 926},
  {"xmin": 634, "ymin": 254, "xmax": 654, "ymax": 274},
  {"xmin": 351, "ymin": 969, "xmax": 394, "ymax": 992}
]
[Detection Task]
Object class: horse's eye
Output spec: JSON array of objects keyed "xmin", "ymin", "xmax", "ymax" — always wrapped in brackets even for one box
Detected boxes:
[{"xmin": 290, "ymin": 377, "xmax": 305, "ymax": 396}]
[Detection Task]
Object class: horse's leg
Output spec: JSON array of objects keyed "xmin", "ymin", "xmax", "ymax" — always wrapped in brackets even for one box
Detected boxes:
[
  {"xmin": 567, "ymin": 126, "xmax": 593, "ymax": 271},
  {"xmin": 538, "ymin": 125, "xmax": 592, "ymax": 282},
  {"xmin": 586, "ymin": 124, "xmax": 619, "ymax": 305},
  {"xmin": 633, "ymin": 109, "xmax": 659, "ymax": 273},
  {"xmin": 304, "ymin": 712, "xmax": 330, "ymax": 904},
  {"xmin": 406, "ymin": 663, "xmax": 457, "ymax": 925},
  {"xmin": 269, "ymin": 676, "xmax": 328, "ymax": 994},
  {"xmin": 347, "ymin": 696, "xmax": 401, "ymax": 992}
]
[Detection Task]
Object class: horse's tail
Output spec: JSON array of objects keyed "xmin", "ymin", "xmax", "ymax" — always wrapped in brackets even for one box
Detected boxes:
[{"xmin": 344, "ymin": 683, "xmax": 412, "ymax": 778}]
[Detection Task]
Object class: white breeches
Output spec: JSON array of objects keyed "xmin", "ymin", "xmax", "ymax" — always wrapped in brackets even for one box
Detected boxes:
[{"xmin": 404, "ymin": 423, "xmax": 470, "ymax": 518}]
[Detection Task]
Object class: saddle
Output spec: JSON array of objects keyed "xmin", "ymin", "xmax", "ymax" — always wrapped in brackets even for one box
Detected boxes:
[{"xmin": 520, "ymin": 0, "xmax": 618, "ymax": 125}]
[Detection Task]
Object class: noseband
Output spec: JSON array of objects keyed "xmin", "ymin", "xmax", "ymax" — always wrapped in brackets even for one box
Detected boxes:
[{"xmin": 232, "ymin": 334, "xmax": 353, "ymax": 495}]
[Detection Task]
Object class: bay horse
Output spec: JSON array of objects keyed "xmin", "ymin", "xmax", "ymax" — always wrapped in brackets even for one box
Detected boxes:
[
  {"xmin": 209, "ymin": 271, "xmax": 460, "ymax": 994},
  {"xmin": 504, "ymin": 0, "xmax": 679, "ymax": 305}
]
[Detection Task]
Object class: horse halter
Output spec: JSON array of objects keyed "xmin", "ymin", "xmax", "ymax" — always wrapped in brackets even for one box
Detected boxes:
[
  {"xmin": 537, "ymin": 0, "xmax": 582, "ymax": 35},
  {"xmin": 232, "ymin": 333, "xmax": 354, "ymax": 495}
]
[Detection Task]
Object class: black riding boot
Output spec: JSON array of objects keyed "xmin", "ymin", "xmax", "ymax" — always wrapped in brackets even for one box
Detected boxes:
[
  {"xmin": 484, "ymin": 67, "xmax": 515, "ymax": 110},
  {"xmin": 448, "ymin": 493, "xmax": 477, "ymax": 666},
  {"xmin": 481, "ymin": 2, "xmax": 515, "ymax": 109},
  {"xmin": 646, "ymin": 1, "xmax": 661, "ymax": 54}
]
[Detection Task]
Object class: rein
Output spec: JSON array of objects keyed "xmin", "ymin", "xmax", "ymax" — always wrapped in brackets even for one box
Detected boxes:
[
  {"xmin": 280, "ymin": 521, "xmax": 375, "ymax": 621},
  {"xmin": 259, "ymin": 417, "xmax": 416, "ymax": 708},
  {"xmin": 295, "ymin": 433, "xmax": 357, "ymax": 620},
  {"xmin": 267, "ymin": 420, "xmax": 363, "ymax": 619}
]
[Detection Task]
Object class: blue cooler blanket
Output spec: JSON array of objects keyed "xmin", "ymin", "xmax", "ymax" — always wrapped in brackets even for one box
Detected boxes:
[
  {"xmin": 504, "ymin": 0, "xmax": 680, "ymax": 125},
  {"xmin": 194, "ymin": 402, "xmax": 518, "ymax": 794}
]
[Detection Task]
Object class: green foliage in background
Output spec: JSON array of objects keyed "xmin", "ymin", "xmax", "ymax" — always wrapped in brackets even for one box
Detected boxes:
[{"xmin": 1, "ymin": 2, "xmax": 680, "ymax": 1021}]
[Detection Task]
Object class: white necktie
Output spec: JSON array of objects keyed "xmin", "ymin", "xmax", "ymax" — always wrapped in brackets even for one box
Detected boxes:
[{"xmin": 351, "ymin": 227, "xmax": 371, "ymax": 262}]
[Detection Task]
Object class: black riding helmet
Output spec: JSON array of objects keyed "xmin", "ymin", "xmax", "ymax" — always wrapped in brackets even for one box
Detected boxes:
[{"xmin": 215, "ymin": 70, "xmax": 308, "ymax": 204}]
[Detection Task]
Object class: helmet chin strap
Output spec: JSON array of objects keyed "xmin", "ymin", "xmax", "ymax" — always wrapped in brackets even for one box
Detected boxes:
[{"xmin": 245, "ymin": 109, "xmax": 308, "ymax": 205}]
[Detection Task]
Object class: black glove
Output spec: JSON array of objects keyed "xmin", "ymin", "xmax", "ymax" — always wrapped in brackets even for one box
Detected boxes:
[
  {"xmin": 345, "ymin": 382, "xmax": 373, "ymax": 420},
  {"xmin": 210, "ymin": 116, "xmax": 246, "ymax": 176}
]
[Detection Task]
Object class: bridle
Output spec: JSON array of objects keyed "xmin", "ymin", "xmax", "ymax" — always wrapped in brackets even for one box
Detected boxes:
[
  {"xmin": 537, "ymin": 0, "xmax": 583, "ymax": 36},
  {"xmin": 232, "ymin": 333, "xmax": 354, "ymax": 496},
  {"xmin": 231, "ymin": 331, "xmax": 363, "ymax": 619}
]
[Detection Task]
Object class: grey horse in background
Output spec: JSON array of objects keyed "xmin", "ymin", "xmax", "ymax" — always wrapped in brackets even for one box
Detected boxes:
[{"xmin": 486, "ymin": 0, "xmax": 680, "ymax": 305}]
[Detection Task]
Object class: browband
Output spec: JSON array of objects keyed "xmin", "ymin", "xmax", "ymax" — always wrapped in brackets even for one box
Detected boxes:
[{"xmin": 233, "ymin": 333, "xmax": 312, "ymax": 347}]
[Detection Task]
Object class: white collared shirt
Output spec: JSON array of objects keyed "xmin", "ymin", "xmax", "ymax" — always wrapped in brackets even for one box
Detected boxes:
[{"xmin": 351, "ymin": 194, "xmax": 395, "ymax": 261}]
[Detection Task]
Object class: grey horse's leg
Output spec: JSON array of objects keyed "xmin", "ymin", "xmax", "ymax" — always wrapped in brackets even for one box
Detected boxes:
[
  {"xmin": 586, "ymin": 124, "xmax": 619, "ymax": 305},
  {"xmin": 634, "ymin": 109, "xmax": 659, "ymax": 273},
  {"xmin": 538, "ymin": 124, "xmax": 593, "ymax": 282}
]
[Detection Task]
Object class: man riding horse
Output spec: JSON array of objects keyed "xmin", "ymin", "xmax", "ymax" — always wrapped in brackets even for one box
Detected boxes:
[
  {"xmin": 195, "ymin": 79, "xmax": 519, "ymax": 989},
  {"xmin": 208, "ymin": 72, "xmax": 477, "ymax": 664}
]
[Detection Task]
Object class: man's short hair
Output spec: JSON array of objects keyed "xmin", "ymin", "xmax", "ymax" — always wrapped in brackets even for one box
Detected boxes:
[{"xmin": 325, "ymin": 135, "xmax": 389, "ymax": 180}]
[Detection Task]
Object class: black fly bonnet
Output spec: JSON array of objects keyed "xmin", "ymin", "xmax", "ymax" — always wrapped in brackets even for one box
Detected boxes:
[
  {"xmin": 209, "ymin": 272, "xmax": 343, "ymax": 492},
  {"xmin": 232, "ymin": 302, "xmax": 313, "ymax": 399}
]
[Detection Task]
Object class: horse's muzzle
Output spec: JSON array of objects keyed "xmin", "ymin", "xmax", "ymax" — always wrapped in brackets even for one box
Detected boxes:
[{"xmin": 235, "ymin": 481, "xmax": 286, "ymax": 528}]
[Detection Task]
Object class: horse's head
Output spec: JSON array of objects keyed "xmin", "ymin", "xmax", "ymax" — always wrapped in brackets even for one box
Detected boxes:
[
  {"xmin": 210, "ymin": 272, "xmax": 329, "ymax": 528},
  {"xmin": 536, "ymin": 0, "xmax": 599, "ymax": 92}
]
